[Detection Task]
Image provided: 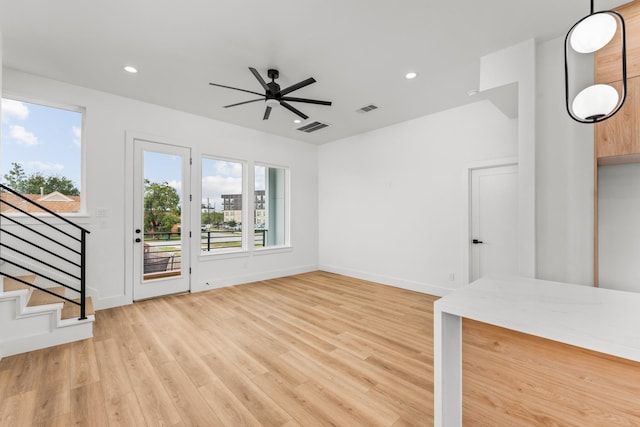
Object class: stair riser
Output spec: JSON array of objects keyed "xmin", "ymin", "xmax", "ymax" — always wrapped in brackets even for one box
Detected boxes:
[
  {"xmin": 0, "ymin": 319, "xmax": 93, "ymax": 358},
  {"xmin": 0, "ymin": 291, "xmax": 94, "ymax": 358}
]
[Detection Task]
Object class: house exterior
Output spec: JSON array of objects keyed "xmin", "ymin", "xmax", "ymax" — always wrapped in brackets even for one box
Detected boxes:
[{"xmin": 0, "ymin": 191, "xmax": 81, "ymax": 214}]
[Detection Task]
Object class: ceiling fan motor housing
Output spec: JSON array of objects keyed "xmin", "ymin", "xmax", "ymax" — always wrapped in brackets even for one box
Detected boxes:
[
  {"xmin": 266, "ymin": 69, "xmax": 280, "ymax": 98},
  {"xmin": 267, "ymin": 69, "xmax": 280, "ymax": 80},
  {"xmin": 267, "ymin": 82, "xmax": 280, "ymax": 98}
]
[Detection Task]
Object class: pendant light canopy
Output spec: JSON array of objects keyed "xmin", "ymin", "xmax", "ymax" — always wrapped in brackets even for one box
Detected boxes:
[{"xmin": 565, "ymin": 0, "xmax": 626, "ymax": 123}]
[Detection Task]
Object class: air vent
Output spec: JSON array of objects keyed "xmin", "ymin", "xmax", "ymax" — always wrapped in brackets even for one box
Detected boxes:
[
  {"xmin": 297, "ymin": 121, "xmax": 329, "ymax": 133},
  {"xmin": 357, "ymin": 104, "xmax": 379, "ymax": 113}
]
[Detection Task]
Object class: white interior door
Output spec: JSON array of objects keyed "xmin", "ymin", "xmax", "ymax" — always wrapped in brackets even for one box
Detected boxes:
[
  {"xmin": 133, "ymin": 138, "xmax": 191, "ymax": 300},
  {"xmin": 470, "ymin": 164, "xmax": 518, "ymax": 282}
]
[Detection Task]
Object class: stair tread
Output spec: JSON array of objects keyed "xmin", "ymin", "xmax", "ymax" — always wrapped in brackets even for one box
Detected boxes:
[
  {"xmin": 27, "ymin": 287, "xmax": 66, "ymax": 307},
  {"xmin": 3, "ymin": 275, "xmax": 37, "ymax": 292},
  {"xmin": 61, "ymin": 297, "xmax": 94, "ymax": 320}
]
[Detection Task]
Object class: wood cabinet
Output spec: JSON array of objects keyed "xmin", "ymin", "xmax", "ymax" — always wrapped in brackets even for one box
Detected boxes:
[
  {"xmin": 594, "ymin": 77, "xmax": 640, "ymax": 163},
  {"xmin": 595, "ymin": 1, "xmax": 640, "ymax": 84},
  {"xmin": 594, "ymin": 1, "xmax": 640, "ymax": 163}
]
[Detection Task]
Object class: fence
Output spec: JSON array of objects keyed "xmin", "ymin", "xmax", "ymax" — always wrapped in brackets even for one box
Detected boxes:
[
  {"xmin": 201, "ymin": 229, "xmax": 267, "ymax": 251},
  {"xmin": 141, "ymin": 230, "xmax": 267, "ymax": 276}
]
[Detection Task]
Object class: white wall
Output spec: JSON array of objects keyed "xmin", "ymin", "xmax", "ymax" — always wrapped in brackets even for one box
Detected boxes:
[
  {"xmin": 535, "ymin": 36, "xmax": 594, "ymax": 286},
  {"xmin": 318, "ymin": 100, "xmax": 517, "ymax": 295},
  {"xmin": 480, "ymin": 39, "xmax": 536, "ymax": 278},
  {"xmin": 598, "ymin": 163, "xmax": 640, "ymax": 292},
  {"xmin": 3, "ymin": 68, "xmax": 319, "ymax": 309}
]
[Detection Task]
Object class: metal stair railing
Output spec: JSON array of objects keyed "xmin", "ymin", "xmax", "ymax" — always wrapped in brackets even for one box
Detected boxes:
[{"xmin": 0, "ymin": 183, "xmax": 91, "ymax": 320}]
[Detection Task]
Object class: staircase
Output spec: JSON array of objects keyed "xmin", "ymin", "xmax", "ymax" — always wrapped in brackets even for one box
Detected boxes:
[
  {"xmin": 0, "ymin": 275, "xmax": 94, "ymax": 358},
  {"xmin": 0, "ymin": 184, "xmax": 95, "ymax": 359}
]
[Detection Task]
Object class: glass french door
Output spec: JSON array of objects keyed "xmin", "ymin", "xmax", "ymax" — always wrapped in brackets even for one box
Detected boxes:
[{"xmin": 133, "ymin": 138, "xmax": 191, "ymax": 300}]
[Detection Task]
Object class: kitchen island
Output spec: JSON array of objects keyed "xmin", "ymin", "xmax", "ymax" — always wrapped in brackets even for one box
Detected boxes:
[{"xmin": 434, "ymin": 276, "xmax": 640, "ymax": 426}]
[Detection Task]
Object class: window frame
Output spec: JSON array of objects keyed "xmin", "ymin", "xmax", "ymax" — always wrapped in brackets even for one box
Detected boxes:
[
  {"xmin": 1, "ymin": 92, "xmax": 87, "ymax": 217},
  {"xmin": 253, "ymin": 162, "xmax": 291, "ymax": 252},
  {"xmin": 199, "ymin": 154, "xmax": 248, "ymax": 256}
]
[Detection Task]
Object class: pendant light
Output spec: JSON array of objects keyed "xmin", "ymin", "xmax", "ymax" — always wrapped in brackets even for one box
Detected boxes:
[{"xmin": 565, "ymin": 0, "xmax": 626, "ymax": 123}]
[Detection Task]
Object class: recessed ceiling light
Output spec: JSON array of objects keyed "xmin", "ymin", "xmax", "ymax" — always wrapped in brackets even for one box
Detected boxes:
[
  {"xmin": 405, "ymin": 72, "xmax": 418, "ymax": 80},
  {"xmin": 124, "ymin": 65, "xmax": 138, "ymax": 74},
  {"xmin": 293, "ymin": 119, "xmax": 302, "ymax": 124}
]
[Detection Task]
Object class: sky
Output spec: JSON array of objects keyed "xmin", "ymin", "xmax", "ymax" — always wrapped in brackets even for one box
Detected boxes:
[
  {"xmin": 200, "ymin": 160, "xmax": 267, "ymax": 211},
  {"xmin": 1, "ymin": 98, "xmax": 82, "ymax": 191},
  {"xmin": 144, "ymin": 154, "xmax": 265, "ymax": 212}
]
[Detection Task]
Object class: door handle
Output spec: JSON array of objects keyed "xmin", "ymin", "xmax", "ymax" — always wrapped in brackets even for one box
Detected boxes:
[
  {"xmin": 135, "ymin": 238, "xmax": 141, "ymax": 243},
  {"xmin": 472, "ymin": 239, "xmax": 484, "ymax": 244}
]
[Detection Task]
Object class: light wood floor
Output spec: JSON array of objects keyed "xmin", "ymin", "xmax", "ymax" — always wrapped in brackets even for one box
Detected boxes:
[{"xmin": 0, "ymin": 271, "xmax": 437, "ymax": 426}]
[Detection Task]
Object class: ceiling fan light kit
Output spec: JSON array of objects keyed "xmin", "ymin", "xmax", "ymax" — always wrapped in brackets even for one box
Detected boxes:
[
  {"xmin": 565, "ymin": 0, "xmax": 626, "ymax": 123},
  {"xmin": 209, "ymin": 67, "xmax": 332, "ymax": 121}
]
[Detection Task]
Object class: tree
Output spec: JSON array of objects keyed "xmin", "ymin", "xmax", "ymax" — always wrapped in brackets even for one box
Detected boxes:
[
  {"xmin": 4, "ymin": 162, "xmax": 27, "ymax": 190},
  {"xmin": 3, "ymin": 162, "xmax": 80, "ymax": 196},
  {"xmin": 201, "ymin": 211, "xmax": 224, "ymax": 228},
  {"xmin": 144, "ymin": 179, "xmax": 181, "ymax": 236}
]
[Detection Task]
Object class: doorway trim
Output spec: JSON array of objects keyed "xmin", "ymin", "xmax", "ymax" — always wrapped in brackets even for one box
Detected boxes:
[
  {"xmin": 462, "ymin": 157, "xmax": 518, "ymax": 285},
  {"xmin": 124, "ymin": 131, "xmax": 193, "ymax": 303}
]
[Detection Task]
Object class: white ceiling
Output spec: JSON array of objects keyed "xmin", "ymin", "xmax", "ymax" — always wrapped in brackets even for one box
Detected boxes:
[{"xmin": 0, "ymin": 0, "xmax": 628, "ymax": 144}]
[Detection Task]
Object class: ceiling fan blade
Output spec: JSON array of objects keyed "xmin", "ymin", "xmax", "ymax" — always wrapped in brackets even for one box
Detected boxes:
[
  {"xmin": 280, "ymin": 101, "xmax": 309, "ymax": 120},
  {"xmin": 263, "ymin": 106, "xmax": 272, "ymax": 120},
  {"xmin": 249, "ymin": 67, "xmax": 270, "ymax": 92},
  {"xmin": 281, "ymin": 96, "xmax": 332, "ymax": 106},
  {"xmin": 209, "ymin": 82, "xmax": 264, "ymax": 97},
  {"xmin": 279, "ymin": 77, "xmax": 316, "ymax": 96},
  {"xmin": 223, "ymin": 98, "xmax": 265, "ymax": 108}
]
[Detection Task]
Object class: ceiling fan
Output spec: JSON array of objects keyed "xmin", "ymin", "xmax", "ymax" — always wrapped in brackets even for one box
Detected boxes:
[{"xmin": 209, "ymin": 67, "xmax": 332, "ymax": 120}]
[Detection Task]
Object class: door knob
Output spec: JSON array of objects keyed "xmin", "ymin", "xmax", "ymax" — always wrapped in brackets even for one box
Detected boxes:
[
  {"xmin": 472, "ymin": 239, "xmax": 484, "ymax": 244},
  {"xmin": 135, "ymin": 229, "xmax": 141, "ymax": 234},
  {"xmin": 135, "ymin": 238, "xmax": 141, "ymax": 243}
]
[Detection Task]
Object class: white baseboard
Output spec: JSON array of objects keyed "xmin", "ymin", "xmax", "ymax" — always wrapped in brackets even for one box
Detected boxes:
[
  {"xmin": 196, "ymin": 264, "xmax": 319, "ymax": 291},
  {"xmin": 86, "ymin": 264, "xmax": 455, "ymax": 310},
  {"xmin": 94, "ymin": 265, "xmax": 320, "ymax": 309},
  {"xmin": 91, "ymin": 294, "xmax": 132, "ymax": 311},
  {"xmin": 318, "ymin": 264, "xmax": 456, "ymax": 297},
  {"xmin": 1, "ymin": 319, "xmax": 93, "ymax": 358}
]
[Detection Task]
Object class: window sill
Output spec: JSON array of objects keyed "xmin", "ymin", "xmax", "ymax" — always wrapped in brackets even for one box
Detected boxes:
[
  {"xmin": 198, "ymin": 250, "xmax": 250, "ymax": 261},
  {"xmin": 198, "ymin": 245, "xmax": 293, "ymax": 260},
  {"xmin": 252, "ymin": 246, "xmax": 293, "ymax": 256}
]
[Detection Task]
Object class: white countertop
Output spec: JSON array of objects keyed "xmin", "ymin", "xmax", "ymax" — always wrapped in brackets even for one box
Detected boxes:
[{"xmin": 435, "ymin": 276, "xmax": 640, "ymax": 362}]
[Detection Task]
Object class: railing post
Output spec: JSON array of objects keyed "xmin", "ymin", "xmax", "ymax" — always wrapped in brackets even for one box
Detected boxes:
[
  {"xmin": 80, "ymin": 230, "xmax": 87, "ymax": 320},
  {"xmin": 263, "ymin": 229, "xmax": 266, "ymax": 247},
  {"xmin": 207, "ymin": 231, "xmax": 211, "ymax": 251}
]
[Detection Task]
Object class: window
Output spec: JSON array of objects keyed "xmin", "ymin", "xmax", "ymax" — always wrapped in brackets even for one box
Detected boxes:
[
  {"xmin": 255, "ymin": 164, "xmax": 288, "ymax": 248},
  {"xmin": 1, "ymin": 98, "xmax": 83, "ymax": 214},
  {"xmin": 201, "ymin": 157, "xmax": 243, "ymax": 253}
]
